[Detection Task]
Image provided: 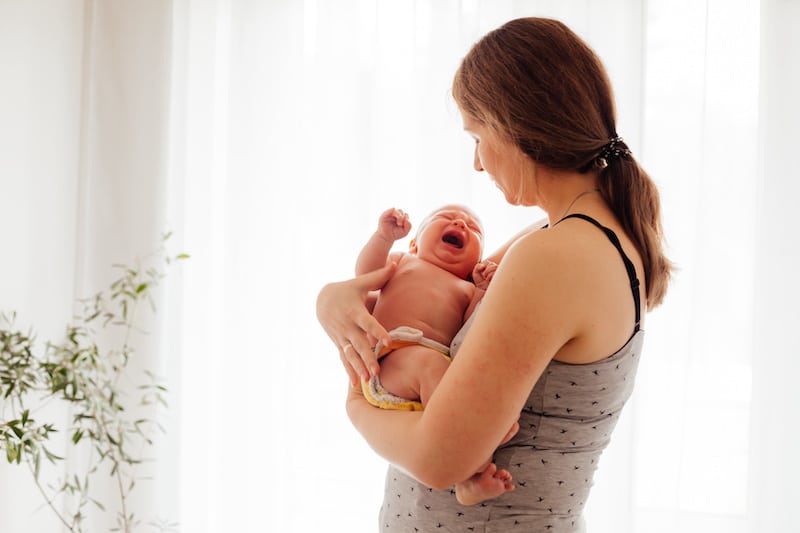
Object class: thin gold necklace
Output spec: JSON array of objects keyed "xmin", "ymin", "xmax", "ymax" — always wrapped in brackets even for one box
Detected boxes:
[{"xmin": 556, "ymin": 188, "xmax": 599, "ymax": 224}]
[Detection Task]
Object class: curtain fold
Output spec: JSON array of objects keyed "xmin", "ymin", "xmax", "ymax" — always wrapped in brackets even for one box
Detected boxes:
[
  {"xmin": 1, "ymin": 1, "xmax": 798, "ymax": 532},
  {"xmin": 0, "ymin": 2, "xmax": 84, "ymax": 531},
  {"xmin": 748, "ymin": 1, "xmax": 800, "ymax": 531}
]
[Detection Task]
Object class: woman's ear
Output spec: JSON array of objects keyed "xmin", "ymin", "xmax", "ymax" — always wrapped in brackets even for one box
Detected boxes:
[{"xmin": 408, "ymin": 239, "xmax": 417, "ymax": 254}]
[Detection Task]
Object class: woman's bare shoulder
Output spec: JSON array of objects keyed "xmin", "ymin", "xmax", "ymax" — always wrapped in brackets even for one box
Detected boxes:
[
  {"xmin": 506, "ymin": 214, "xmax": 628, "ymax": 268},
  {"xmin": 500, "ymin": 221, "xmax": 588, "ymax": 268},
  {"xmin": 500, "ymin": 214, "xmax": 643, "ymax": 362},
  {"xmin": 484, "ymin": 222, "xmax": 614, "ymax": 349}
]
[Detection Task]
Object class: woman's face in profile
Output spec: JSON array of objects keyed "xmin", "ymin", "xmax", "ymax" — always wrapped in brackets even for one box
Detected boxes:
[{"xmin": 462, "ymin": 114, "xmax": 532, "ymax": 206}]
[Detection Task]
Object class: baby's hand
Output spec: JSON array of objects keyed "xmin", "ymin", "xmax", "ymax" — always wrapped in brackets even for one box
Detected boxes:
[
  {"xmin": 472, "ymin": 260, "xmax": 497, "ymax": 289},
  {"xmin": 377, "ymin": 208, "xmax": 412, "ymax": 242}
]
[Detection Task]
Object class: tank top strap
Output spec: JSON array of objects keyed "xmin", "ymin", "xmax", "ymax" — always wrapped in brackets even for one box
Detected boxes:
[{"xmin": 556, "ymin": 213, "xmax": 642, "ymax": 332}]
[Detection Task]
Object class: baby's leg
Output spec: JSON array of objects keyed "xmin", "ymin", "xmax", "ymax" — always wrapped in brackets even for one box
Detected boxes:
[{"xmin": 378, "ymin": 345, "xmax": 450, "ymax": 405}]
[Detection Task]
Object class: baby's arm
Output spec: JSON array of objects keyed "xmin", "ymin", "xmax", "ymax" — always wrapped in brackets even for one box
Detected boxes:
[
  {"xmin": 464, "ymin": 260, "xmax": 497, "ymax": 320},
  {"xmin": 355, "ymin": 208, "xmax": 412, "ymax": 275}
]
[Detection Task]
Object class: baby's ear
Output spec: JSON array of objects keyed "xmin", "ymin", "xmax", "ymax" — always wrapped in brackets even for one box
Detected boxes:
[{"xmin": 408, "ymin": 239, "xmax": 417, "ymax": 254}]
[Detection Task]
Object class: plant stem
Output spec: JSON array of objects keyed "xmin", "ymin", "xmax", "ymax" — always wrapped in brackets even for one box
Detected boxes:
[
  {"xmin": 88, "ymin": 386, "xmax": 131, "ymax": 533},
  {"xmin": 26, "ymin": 458, "xmax": 76, "ymax": 532}
]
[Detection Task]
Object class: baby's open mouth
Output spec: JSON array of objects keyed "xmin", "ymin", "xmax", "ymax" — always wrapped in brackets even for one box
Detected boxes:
[{"xmin": 442, "ymin": 231, "xmax": 464, "ymax": 248}]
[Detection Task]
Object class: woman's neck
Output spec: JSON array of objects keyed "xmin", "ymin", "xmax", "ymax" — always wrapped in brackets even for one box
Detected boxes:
[{"xmin": 537, "ymin": 170, "xmax": 601, "ymax": 225}]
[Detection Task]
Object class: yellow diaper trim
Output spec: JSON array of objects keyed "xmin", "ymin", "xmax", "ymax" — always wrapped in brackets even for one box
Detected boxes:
[
  {"xmin": 361, "ymin": 326, "xmax": 452, "ymax": 411},
  {"xmin": 361, "ymin": 375, "xmax": 424, "ymax": 411}
]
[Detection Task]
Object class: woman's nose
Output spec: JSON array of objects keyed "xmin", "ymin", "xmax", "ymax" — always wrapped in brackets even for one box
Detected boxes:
[{"xmin": 473, "ymin": 147, "xmax": 483, "ymax": 171}]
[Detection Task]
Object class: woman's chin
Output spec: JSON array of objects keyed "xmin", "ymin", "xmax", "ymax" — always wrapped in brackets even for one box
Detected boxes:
[{"xmin": 503, "ymin": 191, "xmax": 526, "ymax": 206}]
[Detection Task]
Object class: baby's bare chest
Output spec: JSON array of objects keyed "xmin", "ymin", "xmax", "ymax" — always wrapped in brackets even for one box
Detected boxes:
[
  {"xmin": 388, "ymin": 262, "xmax": 474, "ymax": 304},
  {"xmin": 373, "ymin": 261, "xmax": 475, "ymax": 340}
]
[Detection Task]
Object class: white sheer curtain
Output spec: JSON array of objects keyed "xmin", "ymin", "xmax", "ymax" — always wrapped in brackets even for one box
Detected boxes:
[
  {"xmin": 1, "ymin": 0, "xmax": 174, "ymax": 531},
  {"xmin": 1, "ymin": 1, "xmax": 798, "ymax": 532}
]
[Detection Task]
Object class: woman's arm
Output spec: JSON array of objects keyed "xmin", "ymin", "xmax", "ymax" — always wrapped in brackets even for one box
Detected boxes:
[
  {"xmin": 346, "ymin": 385, "xmax": 518, "ymax": 489},
  {"xmin": 345, "ymin": 230, "xmax": 583, "ymax": 488}
]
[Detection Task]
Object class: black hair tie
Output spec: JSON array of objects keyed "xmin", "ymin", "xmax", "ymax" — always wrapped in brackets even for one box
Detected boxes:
[{"xmin": 595, "ymin": 136, "xmax": 631, "ymax": 169}]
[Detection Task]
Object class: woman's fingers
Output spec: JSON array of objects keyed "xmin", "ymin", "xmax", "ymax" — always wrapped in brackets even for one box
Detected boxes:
[
  {"xmin": 317, "ymin": 261, "xmax": 398, "ymax": 381},
  {"xmin": 347, "ymin": 262, "xmax": 397, "ymax": 373},
  {"xmin": 341, "ymin": 343, "xmax": 368, "ymax": 385},
  {"xmin": 339, "ymin": 349, "xmax": 360, "ymax": 387},
  {"xmin": 341, "ymin": 306, "xmax": 384, "ymax": 378},
  {"xmin": 349, "ymin": 331, "xmax": 380, "ymax": 377}
]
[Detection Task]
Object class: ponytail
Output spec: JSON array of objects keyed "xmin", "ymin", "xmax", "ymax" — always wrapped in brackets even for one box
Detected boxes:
[{"xmin": 599, "ymin": 156, "xmax": 671, "ymax": 308}]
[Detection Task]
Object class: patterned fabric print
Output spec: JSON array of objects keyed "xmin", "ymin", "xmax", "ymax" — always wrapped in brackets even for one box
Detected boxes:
[{"xmin": 378, "ymin": 330, "xmax": 644, "ymax": 532}]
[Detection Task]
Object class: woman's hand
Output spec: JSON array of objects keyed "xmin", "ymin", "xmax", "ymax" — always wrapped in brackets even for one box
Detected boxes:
[{"xmin": 316, "ymin": 262, "xmax": 397, "ymax": 385}]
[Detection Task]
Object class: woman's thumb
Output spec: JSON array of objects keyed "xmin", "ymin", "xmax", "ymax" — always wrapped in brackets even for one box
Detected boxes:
[{"xmin": 358, "ymin": 260, "xmax": 397, "ymax": 291}]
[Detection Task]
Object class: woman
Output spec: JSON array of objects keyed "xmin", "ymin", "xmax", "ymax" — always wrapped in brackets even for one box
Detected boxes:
[{"xmin": 317, "ymin": 17, "xmax": 671, "ymax": 532}]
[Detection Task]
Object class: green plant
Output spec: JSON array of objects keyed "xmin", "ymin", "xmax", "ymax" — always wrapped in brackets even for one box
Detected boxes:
[{"xmin": 0, "ymin": 236, "xmax": 187, "ymax": 532}]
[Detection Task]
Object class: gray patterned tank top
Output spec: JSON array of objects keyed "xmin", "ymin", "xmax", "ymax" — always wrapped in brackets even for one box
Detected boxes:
[{"xmin": 378, "ymin": 214, "xmax": 645, "ymax": 532}]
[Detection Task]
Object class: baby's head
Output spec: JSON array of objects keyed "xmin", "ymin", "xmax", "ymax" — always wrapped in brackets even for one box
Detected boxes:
[{"xmin": 408, "ymin": 204, "xmax": 485, "ymax": 280}]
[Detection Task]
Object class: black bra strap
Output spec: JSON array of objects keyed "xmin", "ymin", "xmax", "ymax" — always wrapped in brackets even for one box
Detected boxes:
[{"xmin": 556, "ymin": 213, "xmax": 642, "ymax": 331}]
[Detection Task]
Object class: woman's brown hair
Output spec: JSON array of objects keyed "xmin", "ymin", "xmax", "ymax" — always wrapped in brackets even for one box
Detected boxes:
[{"xmin": 453, "ymin": 17, "xmax": 671, "ymax": 308}]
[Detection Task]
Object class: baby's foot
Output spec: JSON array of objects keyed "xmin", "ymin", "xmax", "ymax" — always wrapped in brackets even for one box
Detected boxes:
[{"xmin": 455, "ymin": 463, "xmax": 514, "ymax": 506}]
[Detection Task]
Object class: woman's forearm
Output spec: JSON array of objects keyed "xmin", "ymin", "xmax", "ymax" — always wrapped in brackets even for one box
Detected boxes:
[
  {"xmin": 345, "ymin": 386, "xmax": 472, "ymax": 489},
  {"xmin": 345, "ymin": 386, "xmax": 425, "ymax": 474}
]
